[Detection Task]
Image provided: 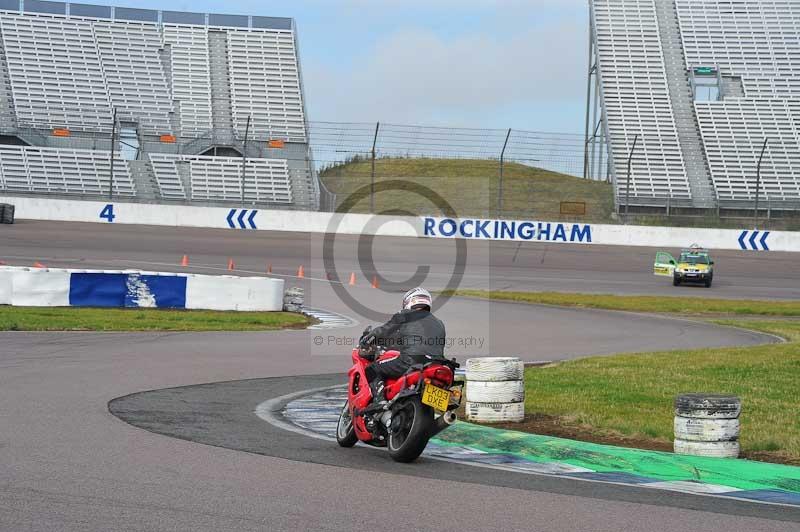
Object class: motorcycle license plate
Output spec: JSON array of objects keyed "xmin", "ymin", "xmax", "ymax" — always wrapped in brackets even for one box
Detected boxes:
[{"xmin": 421, "ymin": 383, "xmax": 451, "ymax": 411}]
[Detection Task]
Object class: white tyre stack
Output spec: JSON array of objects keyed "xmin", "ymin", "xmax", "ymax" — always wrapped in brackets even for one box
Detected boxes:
[
  {"xmin": 465, "ymin": 357, "xmax": 525, "ymax": 423},
  {"xmin": 283, "ymin": 287, "xmax": 304, "ymax": 312},
  {"xmin": 673, "ymin": 393, "xmax": 741, "ymax": 458}
]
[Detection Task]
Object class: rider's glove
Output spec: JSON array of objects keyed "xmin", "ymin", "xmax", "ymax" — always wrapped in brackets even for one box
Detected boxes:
[{"xmin": 359, "ymin": 333, "xmax": 374, "ymax": 347}]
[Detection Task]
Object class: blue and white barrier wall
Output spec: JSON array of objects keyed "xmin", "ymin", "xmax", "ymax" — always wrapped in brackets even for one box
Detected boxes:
[
  {"xmin": 0, "ymin": 266, "xmax": 284, "ymax": 311},
  {"xmin": 2, "ymin": 196, "xmax": 798, "ymax": 252}
]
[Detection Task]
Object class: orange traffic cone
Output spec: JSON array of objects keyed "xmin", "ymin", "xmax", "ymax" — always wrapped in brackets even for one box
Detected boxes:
[
  {"xmin": 267, "ymin": 263, "xmax": 272, "ymax": 274},
  {"xmin": 227, "ymin": 258, "xmax": 235, "ymax": 271},
  {"xmin": 371, "ymin": 275, "xmax": 379, "ymax": 289},
  {"xmin": 297, "ymin": 265, "xmax": 305, "ymax": 278},
  {"xmin": 348, "ymin": 272, "xmax": 356, "ymax": 286},
  {"xmin": 181, "ymin": 254, "xmax": 189, "ymax": 267},
  {"xmin": 33, "ymin": 261, "xmax": 46, "ymax": 268}
]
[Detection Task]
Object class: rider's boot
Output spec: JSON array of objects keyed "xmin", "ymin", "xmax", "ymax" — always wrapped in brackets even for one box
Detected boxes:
[{"xmin": 370, "ymin": 379, "xmax": 386, "ymax": 404}]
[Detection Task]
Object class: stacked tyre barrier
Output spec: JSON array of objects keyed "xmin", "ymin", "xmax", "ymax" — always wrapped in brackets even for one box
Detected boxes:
[
  {"xmin": 283, "ymin": 287, "xmax": 304, "ymax": 312},
  {"xmin": 674, "ymin": 393, "xmax": 741, "ymax": 458},
  {"xmin": 0, "ymin": 203, "xmax": 14, "ymax": 224},
  {"xmin": 465, "ymin": 357, "xmax": 525, "ymax": 423}
]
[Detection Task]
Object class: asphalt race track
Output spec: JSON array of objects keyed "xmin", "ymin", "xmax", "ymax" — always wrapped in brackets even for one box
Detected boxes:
[
  {"xmin": 2, "ymin": 220, "xmax": 800, "ymax": 531},
  {"xmin": 3, "ymin": 220, "xmax": 800, "ymax": 299},
  {"xmin": 109, "ymin": 375, "xmax": 800, "ymax": 521}
]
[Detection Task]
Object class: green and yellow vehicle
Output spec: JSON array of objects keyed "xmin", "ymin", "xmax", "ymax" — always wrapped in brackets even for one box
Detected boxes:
[{"xmin": 653, "ymin": 244, "xmax": 714, "ymax": 288}]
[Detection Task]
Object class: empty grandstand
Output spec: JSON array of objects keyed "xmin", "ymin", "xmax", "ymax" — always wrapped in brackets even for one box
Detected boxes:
[
  {"xmin": 0, "ymin": 0, "xmax": 319, "ymax": 209},
  {"xmin": 587, "ymin": 0, "xmax": 800, "ymax": 215}
]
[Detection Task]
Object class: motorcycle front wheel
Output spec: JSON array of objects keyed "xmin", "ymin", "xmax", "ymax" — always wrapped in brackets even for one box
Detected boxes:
[
  {"xmin": 336, "ymin": 400, "xmax": 358, "ymax": 447},
  {"xmin": 387, "ymin": 397, "xmax": 433, "ymax": 463}
]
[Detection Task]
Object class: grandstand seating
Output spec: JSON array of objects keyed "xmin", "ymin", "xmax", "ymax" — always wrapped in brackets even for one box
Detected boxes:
[
  {"xmin": 92, "ymin": 20, "xmax": 173, "ymax": 133},
  {"xmin": 226, "ymin": 30, "xmax": 306, "ymax": 142},
  {"xmin": 591, "ymin": 0, "xmax": 800, "ymax": 210},
  {"xmin": 163, "ymin": 25, "xmax": 213, "ymax": 136},
  {"xmin": 695, "ymin": 100, "xmax": 800, "ymax": 201},
  {"xmin": 676, "ymin": 0, "xmax": 800, "ymax": 98},
  {"xmin": 0, "ymin": 3, "xmax": 316, "ymax": 209},
  {"xmin": 186, "ymin": 156, "xmax": 293, "ymax": 203},
  {"xmin": 148, "ymin": 153, "xmax": 187, "ymax": 200},
  {"xmin": 677, "ymin": 0, "xmax": 800, "ymax": 205},
  {"xmin": 0, "ymin": 145, "xmax": 135, "ymax": 196},
  {"xmin": 0, "ymin": 13, "xmax": 113, "ymax": 130},
  {"xmin": 590, "ymin": 0, "xmax": 692, "ymax": 201},
  {"xmin": 149, "ymin": 154, "xmax": 293, "ymax": 203}
]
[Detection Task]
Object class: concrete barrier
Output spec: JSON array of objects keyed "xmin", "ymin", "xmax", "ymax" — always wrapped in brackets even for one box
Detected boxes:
[
  {"xmin": 185, "ymin": 275, "xmax": 283, "ymax": 311},
  {"xmin": 0, "ymin": 266, "xmax": 284, "ymax": 311},
  {"xmin": 1, "ymin": 195, "xmax": 798, "ymax": 252},
  {"xmin": 0, "ymin": 267, "xmax": 12, "ymax": 304},
  {"xmin": 11, "ymin": 268, "xmax": 71, "ymax": 306}
]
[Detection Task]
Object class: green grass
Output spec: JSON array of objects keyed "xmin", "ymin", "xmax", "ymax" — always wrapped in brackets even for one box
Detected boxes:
[
  {"xmin": 523, "ymin": 319, "xmax": 800, "ymax": 463},
  {"xmin": 442, "ymin": 289, "xmax": 800, "ymax": 317},
  {"xmin": 320, "ymin": 157, "xmax": 615, "ymax": 222},
  {"xmin": 447, "ymin": 289, "xmax": 800, "ymax": 463},
  {"xmin": 0, "ymin": 306, "xmax": 311, "ymax": 332}
]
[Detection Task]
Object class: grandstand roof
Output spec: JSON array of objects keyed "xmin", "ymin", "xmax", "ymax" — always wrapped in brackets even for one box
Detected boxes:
[{"xmin": 0, "ymin": 0, "xmax": 294, "ymax": 30}]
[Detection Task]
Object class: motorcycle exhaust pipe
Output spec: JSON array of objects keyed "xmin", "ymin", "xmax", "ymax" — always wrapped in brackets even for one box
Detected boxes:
[{"xmin": 431, "ymin": 410, "xmax": 457, "ymax": 436}]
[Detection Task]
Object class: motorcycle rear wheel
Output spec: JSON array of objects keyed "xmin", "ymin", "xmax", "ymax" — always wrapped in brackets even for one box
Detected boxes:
[
  {"xmin": 336, "ymin": 400, "xmax": 358, "ymax": 447},
  {"xmin": 387, "ymin": 397, "xmax": 433, "ymax": 463}
]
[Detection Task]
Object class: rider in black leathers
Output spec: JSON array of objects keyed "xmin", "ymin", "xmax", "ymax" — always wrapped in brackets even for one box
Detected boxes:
[{"xmin": 361, "ymin": 287, "xmax": 446, "ymax": 402}]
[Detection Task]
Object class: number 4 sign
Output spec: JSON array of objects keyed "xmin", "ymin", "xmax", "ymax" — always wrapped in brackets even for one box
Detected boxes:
[{"xmin": 100, "ymin": 204, "xmax": 116, "ymax": 223}]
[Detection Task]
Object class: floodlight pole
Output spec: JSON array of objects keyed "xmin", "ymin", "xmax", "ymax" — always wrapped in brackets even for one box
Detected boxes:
[
  {"xmin": 754, "ymin": 137, "xmax": 768, "ymax": 228},
  {"xmin": 109, "ymin": 107, "xmax": 117, "ymax": 200},
  {"xmin": 241, "ymin": 115, "xmax": 251, "ymax": 203},
  {"xmin": 370, "ymin": 122, "xmax": 380, "ymax": 214},
  {"xmin": 499, "ymin": 128, "xmax": 511, "ymax": 217},
  {"xmin": 624, "ymin": 134, "xmax": 639, "ymax": 223}
]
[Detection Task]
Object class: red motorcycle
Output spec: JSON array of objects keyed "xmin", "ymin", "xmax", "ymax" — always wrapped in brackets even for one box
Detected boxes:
[{"xmin": 336, "ymin": 328, "xmax": 462, "ymax": 462}]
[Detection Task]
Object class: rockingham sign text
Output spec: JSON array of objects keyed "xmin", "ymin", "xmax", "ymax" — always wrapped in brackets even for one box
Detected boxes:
[{"xmin": 423, "ymin": 217, "xmax": 593, "ymax": 243}]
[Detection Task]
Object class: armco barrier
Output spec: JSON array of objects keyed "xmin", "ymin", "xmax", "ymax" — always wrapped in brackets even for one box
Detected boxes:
[
  {"xmin": 1, "ymin": 196, "xmax": 798, "ymax": 252},
  {"xmin": 0, "ymin": 266, "xmax": 284, "ymax": 311}
]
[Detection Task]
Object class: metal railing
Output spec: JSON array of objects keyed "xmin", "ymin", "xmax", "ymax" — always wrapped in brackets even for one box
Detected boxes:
[{"xmin": 1, "ymin": 120, "xmax": 798, "ymax": 223}]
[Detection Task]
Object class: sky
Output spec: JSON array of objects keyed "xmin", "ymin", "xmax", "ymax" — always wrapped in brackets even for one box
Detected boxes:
[{"xmin": 98, "ymin": 0, "xmax": 590, "ymax": 133}]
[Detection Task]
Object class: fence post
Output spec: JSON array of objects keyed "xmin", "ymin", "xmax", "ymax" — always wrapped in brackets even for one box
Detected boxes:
[
  {"xmin": 583, "ymin": 17, "xmax": 595, "ymax": 181},
  {"xmin": 370, "ymin": 122, "xmax": 380, "ymax": 214},
  {"xmin": 108, "ymin": 108, "xmax": 117, "ymax": 200},
  {"xmin": 623, "ymin": 134, "xmax": 639, "ymax": 223},
  {"xmin": 754, "ymin": 138, "xmax": 768, "ymax": 229},
  {"xmin": 241, "ymin": 115, "xmax": 251, "ymax": 203},
  {"xmin": 499, "ymin": 128, "xmax": 511, "ymax": 217}
]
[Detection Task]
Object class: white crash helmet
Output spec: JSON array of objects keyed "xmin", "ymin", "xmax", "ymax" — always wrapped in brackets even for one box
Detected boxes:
[{"xmin": 402, "ymin": 287, "xmax": 432, "ymax": 311}]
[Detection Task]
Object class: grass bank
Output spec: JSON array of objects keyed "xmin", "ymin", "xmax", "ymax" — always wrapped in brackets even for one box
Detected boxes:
[
  {"xmin": 442, "ymin": 289, "xmax": 800, "ymax": 317},
  {"xmin": 518, "ymin": 320, "xmax": 800, "ymax": 465},
  {"xmin": 0, "ymin": 306, "xmax": 312, "ymax": 332},
  {"xmin": 320, "ymin": 157, "xmax": 614, "ymax": 222},
  {"xmin": 448, "ymin": 290, "xmax": 800, "ymax": 464}
]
